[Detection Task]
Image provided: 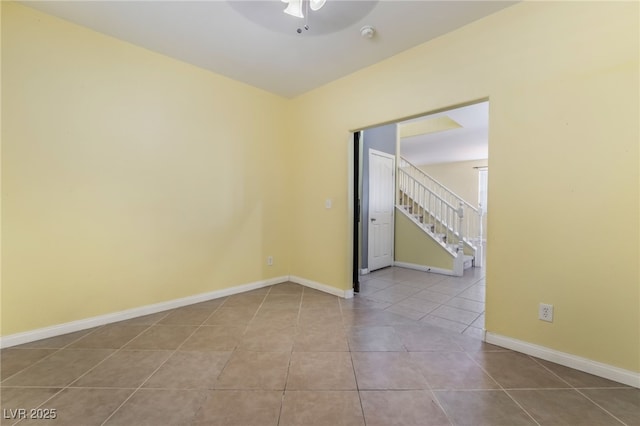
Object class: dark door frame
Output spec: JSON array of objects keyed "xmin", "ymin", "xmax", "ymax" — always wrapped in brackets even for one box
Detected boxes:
[{"xmin": 352, "ymin": 131, "xmax": 361, "ymax": 293}]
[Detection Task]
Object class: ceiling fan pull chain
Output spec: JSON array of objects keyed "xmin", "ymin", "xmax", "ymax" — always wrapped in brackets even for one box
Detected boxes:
[{"xmin": 305, "ymin": 0, "xmax": 310, "ymax": 31}]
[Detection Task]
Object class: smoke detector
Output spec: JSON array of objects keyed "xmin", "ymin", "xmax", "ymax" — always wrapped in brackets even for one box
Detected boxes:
[{"xmin": 360, "ymin": 25, "xmax": 375, "ymax": 39}]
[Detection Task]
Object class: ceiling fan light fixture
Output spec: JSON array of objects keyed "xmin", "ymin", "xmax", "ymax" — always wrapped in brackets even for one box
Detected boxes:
[
  {"xmin": 283, "ymin": 0, "xmax": 304, "ymax": 18},
  {"xmin": 309, "ymin": 0, "xmax": 327, "ymax": 11}
]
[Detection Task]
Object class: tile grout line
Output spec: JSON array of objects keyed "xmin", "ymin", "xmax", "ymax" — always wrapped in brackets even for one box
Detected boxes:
[
  {"xmin": 7, "ymin": 315, "xmax": 171, "ymax": 426},
  {"xmin": 527, "ymin": 355, "xmax": 628, "ymax": 425},
  {"xmin": 461, "ymin": 351, "xmax": 542, "ymax": 426},
  {"xmin": 91, "ymin": 311, "xmax": 185, "ymax": 426},
  {"xmin": 572, "ymin": 388, "xmax": 629, "ymax": 425},
  {"xmin": 484, "ymin": 351, "xmax": 622, "ymax": 426},
  {"xmin": 527, "ymin": 355, "xmax": 581, "ymax": 388},
  {"xmin": 426, "ymin": 390, "xmax": 458, "ymax": 426},
  {"xmin": 363, "ymin": 268, "xmax": 486, "ymax": 337},
  {"xmin": 345, "ymin": 318, "xmax": 368, "ymax": 426},
  {"xmin": 184, "ymin": 294, "xmax": 238, "ymax": 400},
  {"xmin": 409, "ymin": 344, "xmax": 458, "ymax": 426},
  {"xmin": 98, "ymin": 301, "xmax": 230, "ymax": 426},
  {"xmin": 492, "ymin": 388, "xmax": 542, "ymax": 426},
  {"xmin": 1, "ymin": 324, "xmax": 107, "ymax": 383},
  {"xmin": 65, "ymin": 312, "xmax": 174, "ymax": 384},
  {"xmin": 339, "ymin": 292, "xmax": 370, "ymax": 425},
  {"xmin": 190, "ymin": 288, "xmax": 273, "ymax": 423},
  {"xmin": 275, "ymin": 284, "xmax": 305, "ymax": 426}
]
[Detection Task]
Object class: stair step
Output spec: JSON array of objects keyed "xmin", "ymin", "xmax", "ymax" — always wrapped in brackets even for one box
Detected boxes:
[
  {"xmin": 399, "ymin": 204, "xmax": 474, "ymax": 259},
  {"xmin": 463, "ymin": 254, "xmax": 474, "ymax": 269}
]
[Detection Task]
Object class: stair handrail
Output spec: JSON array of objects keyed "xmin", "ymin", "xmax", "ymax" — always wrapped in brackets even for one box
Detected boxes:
[
  {"xmin": 398, "ymin": 168, "xmax": 465, "ymax": 256},
  {"xmin": 400, "ymin": 171, "xmax": 459, "ymax": 212},
  {"xmin": 399, "ymin": 157, "xmax": 483, "ymax": 248},
  {"xmin": 399, "ymin": 157, "xmax": 478, "ymax": 214}
]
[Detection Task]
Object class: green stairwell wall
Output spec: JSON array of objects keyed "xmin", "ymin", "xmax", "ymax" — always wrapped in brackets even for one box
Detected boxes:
[{"xmin": 394, "ymin": 208, "xmax": 454, "ymax": 271}]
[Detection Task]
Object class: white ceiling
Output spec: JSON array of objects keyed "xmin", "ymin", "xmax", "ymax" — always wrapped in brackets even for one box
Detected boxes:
[
  {"xmin": 22, "ymin": 0, "xmax": 516, "ymax": 98},
  {"xmin": 400, "ymin": 101, "xmax": 489, "ymax": 166}
]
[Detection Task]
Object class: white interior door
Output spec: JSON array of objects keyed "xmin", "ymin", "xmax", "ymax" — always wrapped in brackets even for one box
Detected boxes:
[{"xmin": 368, "ymin": 149, "xmax": 395, "ymax": 271}]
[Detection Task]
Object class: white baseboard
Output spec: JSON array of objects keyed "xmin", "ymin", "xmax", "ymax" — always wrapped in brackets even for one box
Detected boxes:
[
  {"xmin": 0, "ymin": 276, "xmax": 289, "ymax": 349},
  {"xmin": 1, "ymin": 274, "xmax": 354, "ymax": 349},
  {"xmin": 485, "ymin": 332, "xmax": 640, "ymax": 388},
  {"xmin": 289, "ymin": 276, "xmax": 354, "ymax": 299},
  {"xmin": 360, "ymin": 268, "xmax": 370, "ymax": 275},
  {"xmin": 393, "ymin": 261, "xmax": 456, "ymax": 277}
]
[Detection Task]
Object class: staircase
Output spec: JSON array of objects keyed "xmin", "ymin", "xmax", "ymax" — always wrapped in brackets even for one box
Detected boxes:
[{"xmin": 397, "ymin": 157, "xmax": 484, "ymax": 274}]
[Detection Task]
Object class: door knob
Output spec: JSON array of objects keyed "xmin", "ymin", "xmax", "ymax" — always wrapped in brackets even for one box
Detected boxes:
[{"xmin": 370, "ymin": 218, "xmax": 376, "ymax": 222}]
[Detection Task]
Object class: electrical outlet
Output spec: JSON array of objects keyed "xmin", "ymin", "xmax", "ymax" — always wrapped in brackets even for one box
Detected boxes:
[
  {"xmin": 539, "ymin": 303, "xmax": 553, "ymax": 322},
  {"xmin": 266, "ymin": 256, "xmax": 273, "ymax": 266}
]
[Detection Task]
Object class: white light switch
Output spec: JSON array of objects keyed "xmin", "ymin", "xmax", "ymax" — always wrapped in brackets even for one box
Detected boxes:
[{"xmin": 325, "ymin": 199, "xmax": 332, "ymax": 209}]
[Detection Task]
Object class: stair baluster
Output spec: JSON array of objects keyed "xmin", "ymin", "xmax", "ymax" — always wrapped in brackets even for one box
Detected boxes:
[{"xmin": 398, "ymin": 157, "xmax": 482, "ymax": 266}]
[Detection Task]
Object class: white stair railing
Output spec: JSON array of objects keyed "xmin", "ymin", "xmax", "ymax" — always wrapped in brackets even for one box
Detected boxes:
[
  {"xmin": 399, "ymin": 157, "xmax": 483, "ymax": 249},
  {"xmin": 398, "ymin": 168, "xmax": 465, "ymax": 255}
]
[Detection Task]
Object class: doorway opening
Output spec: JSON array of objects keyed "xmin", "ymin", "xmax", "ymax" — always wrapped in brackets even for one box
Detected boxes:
[{"xmin": 351, "ymin": 100, "xmax": 488, "ymax": 338}]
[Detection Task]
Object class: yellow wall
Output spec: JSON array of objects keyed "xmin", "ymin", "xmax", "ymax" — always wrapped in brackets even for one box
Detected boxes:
[
  {"xmin": 0, "ymin": 1, "xmax": 4, "ymax": 337},
  {"xmin": 419, "ymin": 159, "xmax": 487, "ymax": 207},
  {"xmin": 288, "ymin": 1, "xmax": 639, "ymax": 372},
  {"xmin": 394, "ymin": 210, "xmax": 453, "ymax": 270},
  {"xmin": 1, "ymin": 3, "xmax": 290, "ymax": 335}
]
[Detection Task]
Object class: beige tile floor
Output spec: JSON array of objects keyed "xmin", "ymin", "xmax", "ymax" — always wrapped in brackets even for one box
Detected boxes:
[
  {"xmin": 1, "ymin": 271, "xmax": 637, "ymax": 425},
  {"xmin": 359, "ymin": 266, "xmax": 486, "ymax": 339}
]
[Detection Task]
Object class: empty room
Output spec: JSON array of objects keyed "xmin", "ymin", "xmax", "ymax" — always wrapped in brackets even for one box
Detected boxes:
[{"xmin": 2, "ymin": 1, "xmax": 638, "ymax": 425}]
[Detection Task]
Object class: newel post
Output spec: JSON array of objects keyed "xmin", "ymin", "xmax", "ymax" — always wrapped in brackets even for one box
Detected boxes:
[
  {"xmin": 457, "ymin": 202, "xmax": 464, "ymax": 252},
  {"xmin": 476, "ymin": 203, "xmax": 484, "ymax": 267},
  {"xmin": 478, "ymin": 202, "xmax": 484, "ymax": 243}
]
